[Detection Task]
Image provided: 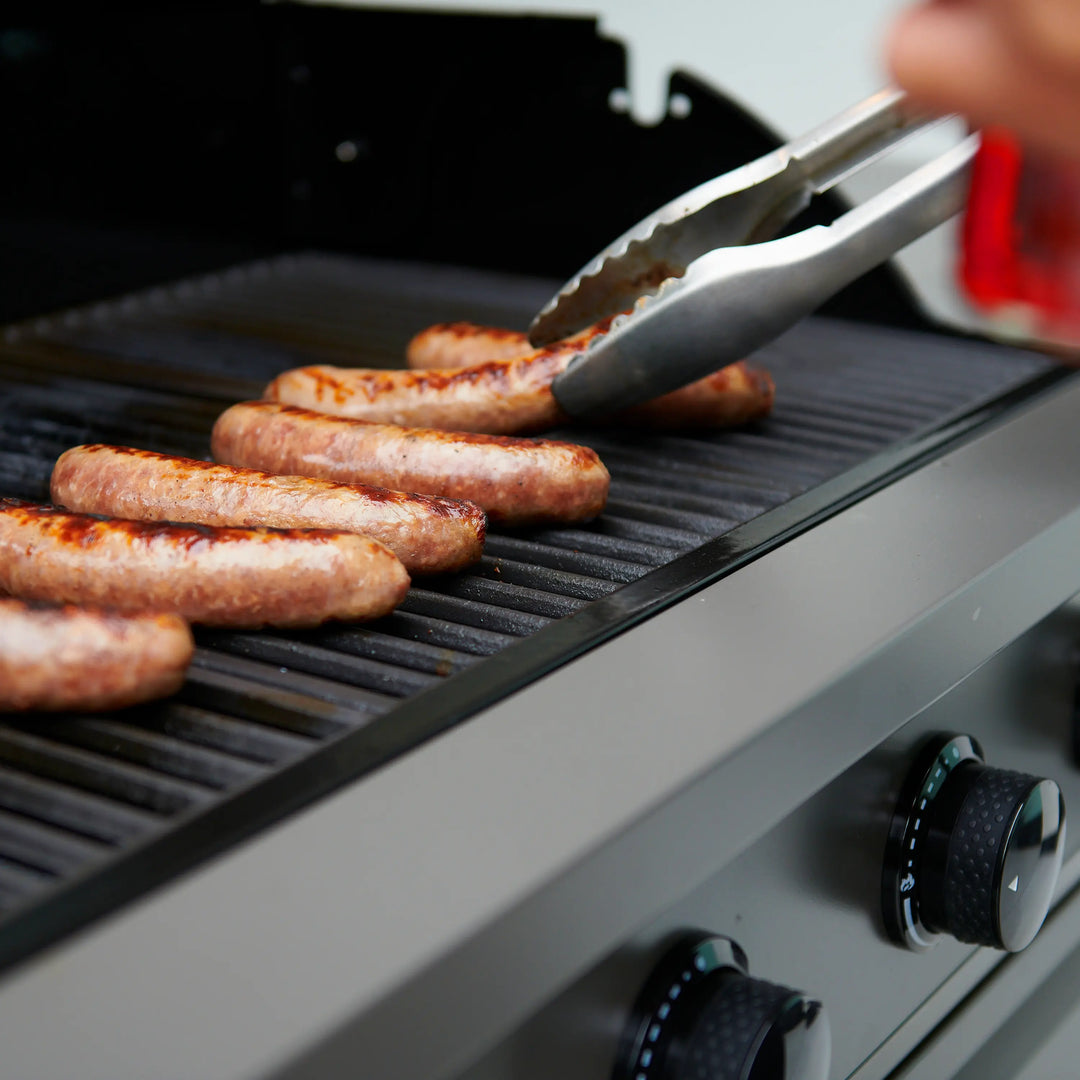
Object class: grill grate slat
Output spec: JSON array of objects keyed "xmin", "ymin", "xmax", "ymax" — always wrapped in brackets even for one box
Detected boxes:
[
  {"xmin": 0, "ymin": 251, "xmax": 1060, "ymax": 967},
  {"xmin": 198, "ymin": 634, "xmax": 442, "ymax": 697},
  {"xmin": 481, "ymin": 535, "xmax": 648, "ymax": 584},
  {"xmin": 471, "ymin": 556, "xmax": 620, "ymax": 602},
  {"xmin": 136, "ymin": 705, "xmax": 314, "ymax": 766},
  {"xmin": 609, "ymin": 478, "xmax": 773, "ymax": 521},
  {"xmin": 603, "ymin": 497, "xmax": 741, "ymax": 537},
  {"xmin": 36, "ymin": 719, "xmax": 267, "ymax": 791},
  {"xmin": 0, "ymin": 857, "xmax": 56, "ymax": 899},
  {"xmin": 564, "ymin": 514, "xmax": 702, "ymax": 551},
  {"xmin": 189, "ymin": 652, "xmax": 399, "ymax": 718},
  {"xmin": 177, "ymin": 667, "xmax": 358, "ymax": 737},
  {"xmin": 425, "ymin": 576, "xmax": 589, "ymax": 620},
  {"xmin": 399, "ymin": 589, "xmax": 554, "ymax": 636},
  {"xmin": 0, "ymin": 730, "xmax": 211, "ymax": 815},
  {"xmin": 0, "ymin": 809, "xmax": 110, "ymax": 877},
  {"xmin": 368, "ymin": 611, "xmax": 515, "ymax": 657},
  {"xmin": 0, "ymin": 764, "xmax": 162, "ymax": 845},
  {"xmin": 308, "ymin": 626, "xmax": 481, "ymax": 675},
  {"xmin": 511, "ymin": 527, "xmax": 679, "ymax": 567}
]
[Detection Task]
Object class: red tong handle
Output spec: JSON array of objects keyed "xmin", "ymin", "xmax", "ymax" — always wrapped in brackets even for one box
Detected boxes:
[{"xmin": 961, "ymin": 129, "xmax": 1080, "ymax": 342}]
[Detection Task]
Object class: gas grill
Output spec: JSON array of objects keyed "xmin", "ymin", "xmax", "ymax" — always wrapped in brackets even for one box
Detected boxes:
[{"xmin": 5, "ymin": 7, "xmax": 1080, "ymax": 1080}]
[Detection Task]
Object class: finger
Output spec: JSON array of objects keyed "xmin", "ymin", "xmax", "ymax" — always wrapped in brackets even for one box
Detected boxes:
[
  {"xmin": 887, "ymin": 2, "xmax": 1080, "ymax": 162},
  {"xmin": 995, "ymin": 0, "xmax": 1080, "ymax": 78}
]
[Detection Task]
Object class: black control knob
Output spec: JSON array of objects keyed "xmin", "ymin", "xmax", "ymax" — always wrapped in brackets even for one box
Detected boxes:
[
  {"xmin": 613, "ymin": 933, "xmax": 830, "ymax": 1080},
  {"xmin": 883, "ymin": 734, "xmax": 1066, "ymax": 952}
]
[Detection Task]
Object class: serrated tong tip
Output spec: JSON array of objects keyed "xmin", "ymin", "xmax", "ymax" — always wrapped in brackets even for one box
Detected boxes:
[{"xmin": 534, "ymin": 89, "xmax": 975, "ymax": 418}]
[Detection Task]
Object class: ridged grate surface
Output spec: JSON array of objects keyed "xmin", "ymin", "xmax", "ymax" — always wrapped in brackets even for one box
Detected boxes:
[{"xmin": 0, "ymin": 252, "xmax": 1061, "ymax": 964}]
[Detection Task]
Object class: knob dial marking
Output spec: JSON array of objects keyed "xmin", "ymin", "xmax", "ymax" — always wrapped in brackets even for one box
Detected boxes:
[
  {"xmin": 882, "ymin": 733, "xmax": 1066, "ymax": 952},
  {"xmin": 613, "ymin": 933, "xmax": 829, "ymax": 1080}
]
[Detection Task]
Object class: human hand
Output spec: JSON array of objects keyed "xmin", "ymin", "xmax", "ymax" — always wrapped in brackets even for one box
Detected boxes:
[{"xmin": 887, "ymin": 0, "xmax": 1080, "ymax": 162}]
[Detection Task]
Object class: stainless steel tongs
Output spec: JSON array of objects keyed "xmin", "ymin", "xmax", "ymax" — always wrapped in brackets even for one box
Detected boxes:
[{"xmin": 532, "ymin": 88, "xmax": 977, "ymax": 417}]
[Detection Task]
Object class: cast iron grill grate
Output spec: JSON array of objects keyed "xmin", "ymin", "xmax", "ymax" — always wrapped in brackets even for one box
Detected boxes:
[{"xmin": 0, "ymin": 252, "xmax": 1063, "ymax": 969}]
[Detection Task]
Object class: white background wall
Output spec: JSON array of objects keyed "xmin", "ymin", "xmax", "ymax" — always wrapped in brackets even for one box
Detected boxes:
[{"xmin": 308, "ymin": 0, "xmax": 976, "ymax": 326}]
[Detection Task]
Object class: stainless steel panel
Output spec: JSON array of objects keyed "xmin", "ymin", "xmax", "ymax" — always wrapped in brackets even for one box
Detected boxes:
[
  {"xmin": 953, "ymin": 926, "xmax": 1080, "ymax": 1080},
  {"xmin": 459, "ymin": 606, "xmax": 1080, "ymax": 1079}
]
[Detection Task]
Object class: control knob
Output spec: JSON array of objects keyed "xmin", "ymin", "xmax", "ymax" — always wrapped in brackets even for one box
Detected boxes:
[
  {"xmin": 883, "ymin": 734, "xmax": 1066, "ymax": 951},
  {"xmin": 613, "ymin": 933, "xmax": 830, "ymax": 1080}
]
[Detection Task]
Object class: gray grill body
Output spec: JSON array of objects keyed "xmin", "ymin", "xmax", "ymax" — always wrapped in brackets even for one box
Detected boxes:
[{"xmin": 0, "ymin": 254, "xmax": 1077, "ymax": 1080}]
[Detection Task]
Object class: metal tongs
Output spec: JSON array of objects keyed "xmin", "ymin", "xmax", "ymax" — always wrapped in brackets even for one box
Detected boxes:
[{"xmin": 532, "ymin": 88, "xmax": 978, "ymax": 417}]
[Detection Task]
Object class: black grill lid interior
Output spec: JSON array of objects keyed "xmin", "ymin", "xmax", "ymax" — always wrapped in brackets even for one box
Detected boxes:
[{"xmin": 0, "ymin": 251, "xmax": 1064, "ymax": 973}]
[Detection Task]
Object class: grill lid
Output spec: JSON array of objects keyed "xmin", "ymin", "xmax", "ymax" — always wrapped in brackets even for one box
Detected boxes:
[{"xmin": 0, "ymin": 252, "xmax": 1064, "ymax": 974}]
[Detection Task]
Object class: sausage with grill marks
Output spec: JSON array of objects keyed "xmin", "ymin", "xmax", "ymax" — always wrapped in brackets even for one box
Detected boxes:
[
  {"xmin": 51, "ymin": 444, "xmax": 486, "ymax": 575},
  {"xmin": 404, "ymin": 320, "xmax": 777, "ymax": 431},
  {"xmin": 266, "ymin": 345, "xmax": 575, "ymax": 435},
  {"xmin": 611, "ymin": 363, "xmax": 776, "ymax": 430},
  {"xmin": 0, "ymin": 499, "xmax": 410, "ymax": 629},
  {"xmin": 270, "ymin": 318, "xmax": 774, "ymax": 434},
  {"xmin": 210, "ymin": 401, "xmax": 610, "ymax": 526},
  {"xmin": 405, "ymin": 321, "xmax": 589, "ymax": 369},
  {"xmin": 0, "ymin": 598, "xmax": 193, "ymax": 712},
  {"xmin": 405, "ymin": 322, "xmax": 539, "ymax": 368}
]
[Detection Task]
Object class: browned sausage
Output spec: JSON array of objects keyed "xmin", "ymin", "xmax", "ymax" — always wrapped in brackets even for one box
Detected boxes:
[
  {"xmin": 269, "ymin": 319, "xmax": 774, "ymax": 434},
  {"xmin": 611, "ymin": 363, "xmax": 777, "ymax": 430},
  {"xmin": 406, "ymin": 322, "xmax": 535, "ymax": 368},
  {"xmin": 51, "ymin": 444, "xmax": 486, "ymax": 576},
  {"xmin": 404, "ymin": 321, "xmax": 606, "ymax": 369},
  {"xmin": 211, "ymin": 401, "xmax": 610, "ymax": 527},
  {"xmin": 404, "ymin": 320, "xmax": 777, "ymax": 430},
  {"xmin": 0, "ymin": 499, "xmax": 410, "ymax": 629},
  {"xmin": 265, "ymin": 349, "xmax": 573, "ymax": 435},
  {"xmin": 0, "ymin": 598, "xmax": 193, "ymax": 712}
]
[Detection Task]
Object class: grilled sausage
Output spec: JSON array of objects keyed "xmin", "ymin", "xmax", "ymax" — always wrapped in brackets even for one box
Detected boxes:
[
  {"xmin": 404, "ymin": 320, "xmax": 777, "ymax": 430},
  {"xmin": 51, "ymin": 444, "xmax": 486, "ymax": 575},
  {"xmin": 405, "ymin": 321, "xmax": 608, "ymax": 368},
  {"xmin": 211, "ymin": 401, "xmax": 610, "ymax": 526},
  {"xmin": 0, "ymin": 598, "xmax": 193, "ymax": 712},
  {"xmin": 0, "ymin": 499, "xmax": 410, "ymax": 629},
  {"xmin": 265, "ymin": 349, "xmax": 573, "ymax": 435},
  {"xmin": 270, "ymin": 319, "xmax": 774, "ymax": 434},
  {"xmin": 611, "ymin": 363, "xmax": 777, "ymax": 430},
  {"xmin": 406, "ymin": 322, "xmax": 536, "ymax": 368}
]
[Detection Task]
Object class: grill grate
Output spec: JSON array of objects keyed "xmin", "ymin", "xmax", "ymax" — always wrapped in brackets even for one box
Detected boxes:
[{"xmin": 0, "ymin": 252, "xmax": 1064, "ymax": 970}]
